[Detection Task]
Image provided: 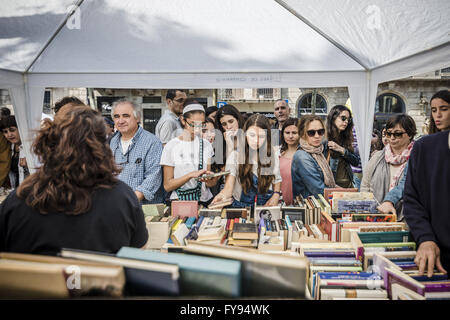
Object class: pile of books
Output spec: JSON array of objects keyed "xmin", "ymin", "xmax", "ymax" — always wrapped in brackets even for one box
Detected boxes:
[
  {"xmin": 373, "ymin": 252, "xmax": 450, "ymax": 300},
  {"xmin": 291, "ymin": 233, "xmax": 387, "ymax": 300}
]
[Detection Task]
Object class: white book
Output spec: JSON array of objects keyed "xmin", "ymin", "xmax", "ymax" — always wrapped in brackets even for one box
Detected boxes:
[{"xmin": 320, "ymin": 288, "xmax": 387, "ymax": 300}]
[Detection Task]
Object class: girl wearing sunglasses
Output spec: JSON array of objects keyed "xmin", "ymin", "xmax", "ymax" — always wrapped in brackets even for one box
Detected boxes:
[
  {"xmin": 210, "ymin": 114, "xmax": 282, "ymax": 208},
  {"xmin": 292, "ymin": 115, "xmax": 337, "ymax": 198},
  {"xmin": 361, "ymin": 114, "xmax": 417, "ymax": 217},
  {"xmin": 326, "ymin": 105, "xmax": 361, "ymax": 189}
]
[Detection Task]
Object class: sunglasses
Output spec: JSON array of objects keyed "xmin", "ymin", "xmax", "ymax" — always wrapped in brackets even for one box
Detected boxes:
[
  {"xmin": 306, "ymin": 129, "xmax": 325, "ymax": 137},
  {"xmin": 340, "ymin": 115, "xmax": 352, "ymax": 123},
  {"xmin": 385, "ymin": 131, "xmax": 406, "ymax": 138},
  {"xmin": 173, "ymin": 98, "xmax": 186, "ymax": 103}
]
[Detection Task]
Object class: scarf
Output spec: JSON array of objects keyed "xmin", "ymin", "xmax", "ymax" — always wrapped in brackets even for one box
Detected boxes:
[
  {"xmin": 385, "ymin": 140, "xmax": 414, "ymax": 190},
  {"xmin": 299, "ymin": 138, "xmax": 336, "ymax": 188}
]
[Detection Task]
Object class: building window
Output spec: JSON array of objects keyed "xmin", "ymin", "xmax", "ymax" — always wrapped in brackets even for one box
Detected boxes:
[
  {"xmin": 256, "ymin": 88, "xmax": 274, "ymax": 99},
  {"xmin": 374, "ymin": 92, "xmax": 406, "ymax": 131},
  {"xmin": 143, "ymin": 109, "xmax": 162, "ymax": 134},
  {"xmin": 43, "ymin": 90, "xmax": 52, "ymax": 113},
  {"xmin": 297, "ymin": 92, "xmax": 327, "ymax": 116},
  {"xmin": 142, "ymin": 96, "xmax": 162, "ymax": 104}
]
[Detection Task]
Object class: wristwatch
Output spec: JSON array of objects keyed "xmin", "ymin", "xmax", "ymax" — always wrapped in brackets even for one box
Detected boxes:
[{"xmin": 273, "ymin": 191, "xmax": 282, "ymax": 196}]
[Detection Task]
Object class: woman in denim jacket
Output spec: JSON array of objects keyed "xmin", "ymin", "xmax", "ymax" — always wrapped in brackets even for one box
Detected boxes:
[
  {"xmin": 292, "ymin": 115, "xmax": 337, "ymax": 198},
  {"xmin": 326, "ymin": 105, "xmax": 361, "ymax": 189}
]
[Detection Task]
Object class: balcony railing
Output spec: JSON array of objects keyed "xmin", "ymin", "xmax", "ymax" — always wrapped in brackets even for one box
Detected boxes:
[{"xmin": 218, "ymin": 88, "xmax": 280, "ymax": 101}]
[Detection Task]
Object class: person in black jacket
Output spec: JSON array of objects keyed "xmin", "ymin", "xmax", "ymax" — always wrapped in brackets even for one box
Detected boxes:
[
  {"xmin": 0, "ymin": 105, "xmax": 148, "ymax": 255},
  {"xmin": 403, "ymin": 130, "xmax": 450, "ymax": 277}
]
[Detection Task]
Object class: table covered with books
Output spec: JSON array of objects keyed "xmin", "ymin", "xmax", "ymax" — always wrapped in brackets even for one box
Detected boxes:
[{"xmin": 1, "ymin": 189, "xmax": 449, "ymax": 300}]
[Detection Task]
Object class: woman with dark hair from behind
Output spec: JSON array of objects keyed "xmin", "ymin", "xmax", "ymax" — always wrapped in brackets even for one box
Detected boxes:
[
  {"xmin": 326, "ymin": 105, "xmax": 361, "ymax": 189},
  {"xmin": 361, "ymin": 114, "xmax": 417, "ymax": 217},
  {"xmin": 279, "ymin": 118, "xmax": 300, "ymax": 205},
  {"xmin": 428, "ymin": 89, "xmax": 450, "ymax": 134},
  {"xmin": 0, "ymin": 115, "xmax": 29, "ymax": 189},
  {"xmin": 0, "ymin": 105, "xmax": 148, "ymax": 255}
]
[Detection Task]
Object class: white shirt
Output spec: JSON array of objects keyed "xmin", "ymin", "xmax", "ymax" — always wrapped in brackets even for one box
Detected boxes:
[
  {"xmin": 120, "ymin": 137, "xmax": 133, "ymax": 155},
  {"xmin": 225, "ymin": 149, "xmax": 282, "ymax": 201},
  {"xmin": 160, "ymin": 136, "xmax": 214, "ymax": 202}
]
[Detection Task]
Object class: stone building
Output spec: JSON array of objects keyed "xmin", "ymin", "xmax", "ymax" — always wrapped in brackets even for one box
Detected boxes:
[{"xmin": 0, "ymin": 68, "xmax": 448, "ymax": 136}]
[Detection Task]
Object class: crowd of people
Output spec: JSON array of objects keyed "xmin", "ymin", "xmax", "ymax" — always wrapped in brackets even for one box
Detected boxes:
[{"xmin": 0, "ymin": 89, "xmax": 448, "ymax": 277}]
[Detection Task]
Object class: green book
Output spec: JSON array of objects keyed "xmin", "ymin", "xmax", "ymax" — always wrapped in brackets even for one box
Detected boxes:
[
  {"xmin": 142, "ymin": 204, "xmax": 165, "ymax": 217},
  {"xmin": 117, "ymin": 247, "xmax": 241, "ymax": 297},
  {"xmin": 357, "ymin": 231, "xmax": 411, "ymax": 244},
  {"xmin": 364, "ymin": 242, "xmax": 416, "ymax": 249}
]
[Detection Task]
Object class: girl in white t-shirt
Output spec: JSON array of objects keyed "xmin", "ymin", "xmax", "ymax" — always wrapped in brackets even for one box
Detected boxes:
[
  {"xmin": 210, "ymin": 114, "xmax": 282, "ymax": 208},
  {"xmin": 160, "ymin": 104, "xmax": 219, "ymax": 204}
]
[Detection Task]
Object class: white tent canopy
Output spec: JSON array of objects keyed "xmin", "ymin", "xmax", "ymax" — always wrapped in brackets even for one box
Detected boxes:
[{"xmin": 1, "ymin": 0, "xmax": 449, "ymax": 171}]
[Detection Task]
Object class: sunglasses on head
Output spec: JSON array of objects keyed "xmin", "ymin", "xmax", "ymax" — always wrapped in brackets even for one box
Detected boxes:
[
  {"xmin": 306, "ymin": 129, "xmax": 325, "ymax": 137},
  {"xmin": 340, "ymin": 115, "xmax": 352, "ymax": 123},
  {"xmin": 385, "ymin": 131, "xmax": 406, "ymax": 138}
]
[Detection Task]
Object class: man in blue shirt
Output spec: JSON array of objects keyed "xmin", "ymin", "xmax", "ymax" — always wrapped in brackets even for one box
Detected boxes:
[{"xmin": 110, "ymin": 99, "xmax": 164, "ymax": 204}]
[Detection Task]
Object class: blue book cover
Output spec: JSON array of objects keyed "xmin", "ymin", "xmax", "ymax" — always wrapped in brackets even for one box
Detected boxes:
[
  {"xmin": 317, "ymin": 272, "xmax": 381, "ymax": 280},
  {"xmin": 337, "ymin": 200, "xmax": 377, "ymax": 213},
  {"xmin": 304, "ymin": 251, "xmax": 356, "ymax": 258},
  {"xmin": 185, "ymin": 217, "xmax": 196, "ymax": 229},
  {"xmin": 117, "ymin": 247, "xmax": 241, "ymax": 297}
]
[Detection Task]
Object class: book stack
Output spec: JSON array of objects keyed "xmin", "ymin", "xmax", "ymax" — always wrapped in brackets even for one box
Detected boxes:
[
  {"xmin": 0, "ymin": 252, "xmax": 126, "ymax": 298},
  {"xmin": 373, "ymin": 252, "xmax": 450, "ymax": 300},
  {"xmin": 117, "ymin": 247, "xmax": 241, "ymax": 297},
  {"xmin": 58, "ymin": 249, "xmax": 180, "ymax": 296},
  {"xmin": 330, "ymin": 192, "xmax": 378, "ymax": 214},
  {"xmin": 292, "ymin": 231, "xmax": 368, "ymax": 299},
  {"xmin": 184, "ymin": 243, "xmax": 308, "ymax": 297},
  {"xmin": 228, "ymin": 220, "xmax": 258, "ymax": 248}
]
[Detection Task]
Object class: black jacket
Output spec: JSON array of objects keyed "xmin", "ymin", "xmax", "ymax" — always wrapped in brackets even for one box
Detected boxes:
[{"xmin": 403, "ymin": 131, "xmax": 450, "ymax": 257}]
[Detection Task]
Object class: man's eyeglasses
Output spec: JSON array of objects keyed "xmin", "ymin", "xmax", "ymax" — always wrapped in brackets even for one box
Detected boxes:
[
  {"xmin": 384, "ymin": 131, "xmax": 406, "ymax": 138},
  {"xmin": 306, "ymin": 129, "xmax": 325, "ymax": 137},
  {"xmin": 173, "ymin": 98, "xmax": 186, "ymax": 103},
  {"xmin": 340, "ymin": 115, "xmax": 352, "ymax": 123},
  {"xmin": 186, "ymin": 120, "xmax": 207, "ymax": 128}
]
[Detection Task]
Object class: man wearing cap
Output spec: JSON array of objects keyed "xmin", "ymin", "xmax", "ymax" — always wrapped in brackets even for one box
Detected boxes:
[
  {"xmin": 110, "ymin": 98, "xmax": 164, "ymax": 204},
  {"xmin": 155, "ymin": 89, "xmax": 187, "ymax": 147}
]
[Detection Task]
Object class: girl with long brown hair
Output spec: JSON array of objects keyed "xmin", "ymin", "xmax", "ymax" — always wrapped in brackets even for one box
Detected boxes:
[
  {"xmin": 210, "ymin": 114, "xmax": 282, "ymax": 208},
  {"xmin": 0, "ymin": 105, "xmax": 148, "ymax": 255},
  {"xmin": 326, "ymin": 105, "xmax": 361, "ymax": 188}
]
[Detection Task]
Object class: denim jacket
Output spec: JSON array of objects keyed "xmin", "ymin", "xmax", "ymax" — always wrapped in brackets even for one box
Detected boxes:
[{"xmin": 291, "ymin": 146, "xmax": 328, "ymax": 198}]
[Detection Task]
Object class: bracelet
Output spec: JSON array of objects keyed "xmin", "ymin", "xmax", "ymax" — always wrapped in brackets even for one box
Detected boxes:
[{"xmin": 273, "ymin": 191, "xmax": 282, "ymax": 196}]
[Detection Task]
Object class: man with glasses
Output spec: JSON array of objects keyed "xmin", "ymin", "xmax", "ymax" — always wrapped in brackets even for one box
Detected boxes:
[
  {"xmin": 110, "ymin": 99, "xmax": 164, "ymax": 204},
  {"xmin": 155, "ymin": 89, "xmax": 187, "ymax": 146}
]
